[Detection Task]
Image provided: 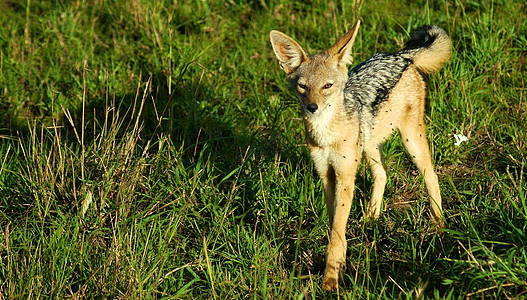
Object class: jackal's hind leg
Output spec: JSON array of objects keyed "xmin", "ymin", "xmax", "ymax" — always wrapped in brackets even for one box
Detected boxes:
[{"xmin": 399, "ymin": 123, "xmax": 443, "ymax": 226}]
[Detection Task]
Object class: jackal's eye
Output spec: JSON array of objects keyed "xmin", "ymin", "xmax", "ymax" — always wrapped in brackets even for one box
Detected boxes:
[
  {"xmin": 297, "ymin": 83, "xmax": 308, "ymax": 90},
  {"xmin": 323, "ymin": 83, "xmax": 333, "ymax": 89}
]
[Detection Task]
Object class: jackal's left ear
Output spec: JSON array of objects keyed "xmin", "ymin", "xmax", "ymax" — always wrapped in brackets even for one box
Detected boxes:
[
  {"xmin": 326, "ymin": 20, "xmax": 361, "ymax": 67},
  {"xmin": 270, "ymin": 30, "xmax": 309, "ymax": 74}
]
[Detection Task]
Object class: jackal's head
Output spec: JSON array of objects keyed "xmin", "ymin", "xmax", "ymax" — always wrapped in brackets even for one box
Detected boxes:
[{"xmin": 270, "ymin": 21, "xmax": 360, "ymax": 117}]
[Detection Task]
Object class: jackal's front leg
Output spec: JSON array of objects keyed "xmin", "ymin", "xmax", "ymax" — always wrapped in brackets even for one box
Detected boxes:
[
  {"xmin": 364, "ymin": 144, "xmax": 387, "ymax": 220},
  {"xmin": 322, "ymin": 166, "xmax": 358, "ymax": 291},
  {"xmin": 321, "ymin": 169, "xmax": 336, "ymax": 226}
]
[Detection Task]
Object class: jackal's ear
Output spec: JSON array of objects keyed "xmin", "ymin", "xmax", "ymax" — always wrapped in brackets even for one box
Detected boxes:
[
  {"xmin": 270, "ymin": 30, "xmax": 309, "ymax": 74},
  {"xmin": 326, "ymin": 20, "xmax": 361, "ymax": 67}
]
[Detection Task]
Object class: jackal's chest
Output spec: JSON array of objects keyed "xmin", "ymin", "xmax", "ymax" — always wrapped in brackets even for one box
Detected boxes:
[
  {"xmin": 306, "ymin": 119, "xmax": 361, "ymax": 175},
  {"xmin": 304, "ymin": 112, "xmax": 358, "ymax": 148},
  {"xmin": 305, "ymin": 120, "xmax": 337, "ymax": 147}
]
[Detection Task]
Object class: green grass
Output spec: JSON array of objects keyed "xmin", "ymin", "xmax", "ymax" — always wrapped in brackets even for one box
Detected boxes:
[{"xmin": 0, "ymin": 0, "xmax": 526, "ymax": 298}]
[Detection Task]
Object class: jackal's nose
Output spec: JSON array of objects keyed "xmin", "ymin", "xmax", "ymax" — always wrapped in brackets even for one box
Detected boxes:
[{"xmin": 306, "ymin": 103, "xmax": 318, "ymax": 113}]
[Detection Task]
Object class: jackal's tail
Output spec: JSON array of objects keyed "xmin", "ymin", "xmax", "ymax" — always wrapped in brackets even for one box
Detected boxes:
[{"xmin": 400, "ymin": 25, "xmax": 452, "ymax": 74}]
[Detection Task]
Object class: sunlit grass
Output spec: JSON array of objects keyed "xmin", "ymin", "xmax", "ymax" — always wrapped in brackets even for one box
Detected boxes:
[{"xmin": 0, "ymin": 0, "xmax": 526, "ymax": 298}]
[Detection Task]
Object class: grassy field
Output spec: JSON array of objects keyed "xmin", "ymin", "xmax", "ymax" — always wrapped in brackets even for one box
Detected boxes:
[{"xmin": 0, "ymin": 0, "xmax": 526, "ymax": 298}]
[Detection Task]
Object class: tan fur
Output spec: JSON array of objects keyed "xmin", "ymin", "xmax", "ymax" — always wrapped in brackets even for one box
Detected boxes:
[
  {"xmin": 363, "ymin": 65, "xmax": 442, "ymax": 221},
  {"xmin": 270, "ymin": 21, "xmax": 449, "ymax": 291}
]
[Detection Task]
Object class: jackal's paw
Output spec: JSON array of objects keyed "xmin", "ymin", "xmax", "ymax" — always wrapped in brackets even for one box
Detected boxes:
[
  {"xmin": 431, "ymin": 218, "xmax": 446, "ymax": 231},
  {"xmin": 322, "ymin": 276, "xmax": 338, "ymax": 291},
  {"xmin": 435, "ymin": 221, "xmax": 446, "ymax": 229},
  {"xmin": 364, "ymin": 205, "xmax": 382, "ymax": 221},
  {"xmin": 362, "ymin": 211, "xmax": 380, "ymax": 223},
  {"xmin": 322, "ymin": 261, "xmax": 345, "ymax": 291}
]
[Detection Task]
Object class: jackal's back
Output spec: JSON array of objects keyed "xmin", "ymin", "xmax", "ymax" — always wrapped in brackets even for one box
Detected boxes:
[
  {"xmin": 343, "ymin": 25, "xmax": 451, "ymax": 116},
  {"xmin": 345, "ymin": 53, "xmax": 411, "ymax": 116}
]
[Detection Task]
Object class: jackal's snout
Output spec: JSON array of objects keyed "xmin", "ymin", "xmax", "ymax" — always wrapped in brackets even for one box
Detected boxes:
[{"xmin": 306, "ymin": 103, "xmax": 318, "ymax": 113}]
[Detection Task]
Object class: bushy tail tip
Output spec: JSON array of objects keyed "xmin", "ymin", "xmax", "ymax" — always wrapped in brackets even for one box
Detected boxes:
[{"xmin": 400, "ymin": 25, "xmax": 452, "ymax": 74}]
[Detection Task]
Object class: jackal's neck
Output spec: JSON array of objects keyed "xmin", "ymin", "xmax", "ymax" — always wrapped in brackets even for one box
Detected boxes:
[{"xmin": 303, "ymin": 98, "xmax": 354, "ymax": 147}]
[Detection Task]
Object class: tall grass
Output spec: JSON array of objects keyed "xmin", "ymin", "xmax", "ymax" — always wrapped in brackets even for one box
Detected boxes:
[{"xmin": 0, "ymin": 0, "xmax": 526, "ymax": 298}]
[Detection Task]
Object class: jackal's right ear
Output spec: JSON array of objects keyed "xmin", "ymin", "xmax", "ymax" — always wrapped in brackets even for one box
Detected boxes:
[{"xmin": 269, "ymin": 30, "xmax": 309, "ymax": 74}]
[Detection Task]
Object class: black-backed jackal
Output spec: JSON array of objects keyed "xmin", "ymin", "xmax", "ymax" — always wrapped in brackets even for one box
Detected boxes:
[{"xmin": 269, "ymin": 21, "xmax": 451, "ymax": 291}]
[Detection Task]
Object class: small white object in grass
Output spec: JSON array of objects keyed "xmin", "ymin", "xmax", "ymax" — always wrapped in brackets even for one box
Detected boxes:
[
  {"xmin": 453, "ymin": 134, "xmax": 468, "ymax": 146},
  {"xmin": 81, "ymin": 190, "xmax": 93, "ymax": 217}
]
